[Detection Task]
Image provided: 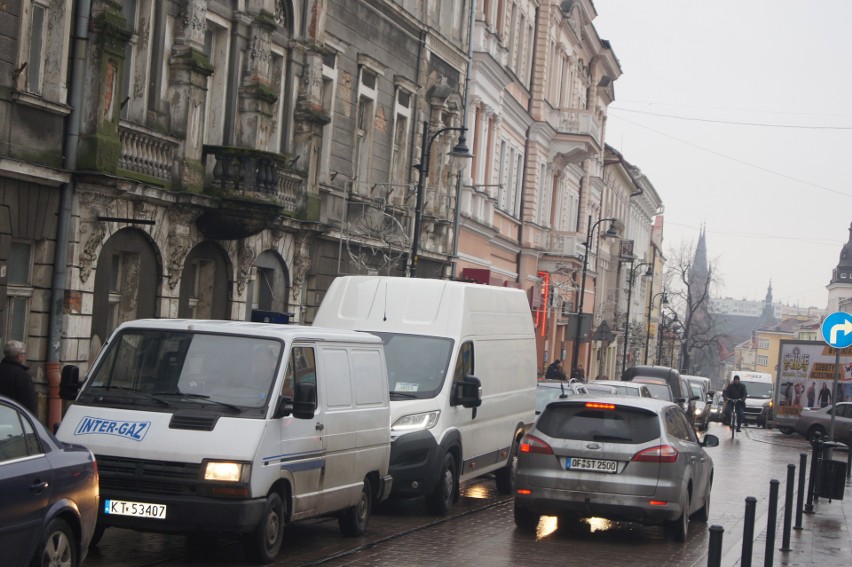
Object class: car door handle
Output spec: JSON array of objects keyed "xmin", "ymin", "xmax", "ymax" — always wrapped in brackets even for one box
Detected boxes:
[
  {"xmin": 30, "ymin": 480, "xmax": 49, "ymax": 492},
  {"xmin": 315, "ymin": 422, "xmax": 324, "ymax": 431}
]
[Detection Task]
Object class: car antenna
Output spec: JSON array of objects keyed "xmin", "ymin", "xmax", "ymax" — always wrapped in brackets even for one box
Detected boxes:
[{"xmin": 559, "ymin": 381, "xmax": 567, "ymax": 399}]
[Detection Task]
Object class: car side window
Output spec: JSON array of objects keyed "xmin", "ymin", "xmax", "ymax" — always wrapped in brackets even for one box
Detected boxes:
[
  {"xmin": 664, "ymin": 408, "xmax": 693, "ymax": 442},
  {"xmin": 283, "ymin": 345, "xmax": 317, "ymax": 400},
  {"xmin": 453, "ymin": 341, "xmax": 474, "ymax": 381},
  {"xmin": 0, "ymin": 404, "xmax": 29, "ymax": 462}
]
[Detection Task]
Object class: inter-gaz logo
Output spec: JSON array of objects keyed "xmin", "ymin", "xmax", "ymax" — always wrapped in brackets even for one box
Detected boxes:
[{"xmin": 74, "ymin": 416, "xmax": 151, "ymax": 441}]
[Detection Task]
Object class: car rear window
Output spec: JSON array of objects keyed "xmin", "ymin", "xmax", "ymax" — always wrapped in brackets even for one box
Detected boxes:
[{"xmin": 536, "ymin": 403, "xmax": 661, "ymax": 444}]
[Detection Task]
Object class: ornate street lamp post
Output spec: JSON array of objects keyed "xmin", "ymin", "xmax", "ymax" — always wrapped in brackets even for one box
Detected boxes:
[
  {"xmin": 410, "ymin": 121, "xmax": 472, "ymax": 278},
  {"xmin": 644, "ymin": 291, "xmax": 668, "ymax": 364},
  {"xmin": 621, "ymin": 260, "xmax": 653, "ymax": 376},
  {"xmin": 570, "ymin": 215, "xmax": 618, "ymax": 379}
]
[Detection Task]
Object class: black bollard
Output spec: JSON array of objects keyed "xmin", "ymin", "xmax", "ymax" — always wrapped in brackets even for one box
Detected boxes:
[
  {"xmin": 707, "ymin": 524, "xmax": 724, "ymax": 567},
  {"xmin": 765, "ymin": 479, "xmax": 779, "ymax": 567},
  {"xmin": 805, "ymin": 433, "xmax": 822, "ymax": 513},
  {"xmin": 742, "ymin": 496, "xmax": 757, "ymax": 567},
  {"xmin": 795, "ymin": 453, "xmax": 807, "ymax": 530},
  {"xmin": 781, "ymin": 464, "xmax": 795, "ymax": 552}
]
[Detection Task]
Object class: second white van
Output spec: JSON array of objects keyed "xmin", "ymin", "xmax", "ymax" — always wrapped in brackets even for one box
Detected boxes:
[{"xmin": 313, "ymin": 276, "xmax": 537, "ymax": 515}]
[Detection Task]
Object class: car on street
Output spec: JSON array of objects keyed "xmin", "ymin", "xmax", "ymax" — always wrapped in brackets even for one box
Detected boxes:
[
  {"xmin": 793, "ymin": 402, "xmax": 852, "ymax": 442},
  {"xmin": 514, "ymin": 396, "xmax": 719, "ymax": 542},
  {"xmin": 536, "ymin": 379, "xmax": 588, "ymax": 414},
  {"xmin": 686, "ymin": 380, "xmax": 712, "ymax": 431},
  {"xmin": 588, "ymin": 380, "xmax": 653, "ymax": 398},
  {"xmin": 0, "ymin": 395, "xmax": 99, "ymax": 567},
  {"xmin": 708, "ymin": 391, "xmax": 725, "ymax": 422}
]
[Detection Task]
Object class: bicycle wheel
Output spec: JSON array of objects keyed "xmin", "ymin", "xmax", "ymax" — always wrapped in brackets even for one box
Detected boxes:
[{"xmin": 730, "ymin": 410, "xmax": 736, "ymax": 440}]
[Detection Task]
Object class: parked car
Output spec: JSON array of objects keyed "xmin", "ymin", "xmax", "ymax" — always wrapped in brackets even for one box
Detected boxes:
[
  {"xmin": 514, "ymin": 396, "xmax": 719, "ymax": 542},
  {"xmin": 793, "ymin": 402, "xmax": 852, "ymax": 442},
  {"xmin": 536, "ymin": 379, "xmax": 588, "ymax": 414},
  {"xmin": 0, "ymin": 396, "xmax": 99, "ymax": 567},
  {"xmin": 588, "ymin": 380, "xmax": 653, "ymax": 398}
]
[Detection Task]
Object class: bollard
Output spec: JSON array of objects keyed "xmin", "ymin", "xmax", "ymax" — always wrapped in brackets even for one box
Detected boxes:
[
  {"xmin": 707, "ymin": 525, "xmax": 724, "ymax": 567},
  {"xmin": 805, "ymin": 434, "xmax": 821, "ymax": 513},
  {"xmin": 765, "ymin": 479, "xmax": 779, "ymax": 567},
  {"xmin": 780, "ymin": 463, "xmax": 795, "ymax": 552},
  {"xmin": 741, "ymin": 496, "xmax": 757, "ymax": 567},
  {"xmin": 795, "ymin": 452, "xmax": 807, "ymax": 530}
]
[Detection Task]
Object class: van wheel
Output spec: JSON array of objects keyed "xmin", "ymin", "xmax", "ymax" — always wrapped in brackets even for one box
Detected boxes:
[
  {"xmin": 36, "ymin": 518, "xmax": 79, "ymax": 567},
  {"xmin": 242, "ymin": 492, "xmax": 285, "ymax": 564},
  {"xmin": 426, "ymin": 452, "xmax": 457, "ymax": 516},
  {"xmin": 339, "ymin": 480, "xmax": 372, "ymax": 536},
  {"xmin": 495, "ymin": 443, "xmax": 518, "ymax": 495}
]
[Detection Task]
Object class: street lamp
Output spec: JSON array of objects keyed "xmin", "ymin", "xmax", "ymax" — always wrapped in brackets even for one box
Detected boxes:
[
  {"xmin": 570, "ymin": 215, "xmax": 618, "ymax": 379},
  {"xmin": 644, "ymin": 290, "xmax": 668, "ymax": 364},
  {"xmin": 621, "ymin": 260, "xmax": 653, "ymax": 376},
  {"xmin": 410, "ymin": 120, "xmax": 472, "ymax": 278},
  {"xmin": 657, "ymin": 309, "xmax": 680, "ymax": 366}
]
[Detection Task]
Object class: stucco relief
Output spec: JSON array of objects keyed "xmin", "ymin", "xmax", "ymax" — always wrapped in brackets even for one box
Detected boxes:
[
  {"xmin": 236, "ymin": 243, "xmax": 257, "ymax": 297},
  {"xmin": 166, "ymin": 233, "xmax": 193, "ymax": 290},
  {"xmin": 248, "ymin": 29, "xmax": 272, "ymax": 79},
  {"xmin": 180, "ymin": 0, "xmax": 208, "ymax": 45},
  {"xmin": 79, "ymin": 221, "xmax": 106, "ymax": 284},
  {"xmin": 290, "ymin": 232, "xmax": 312, "ymax": 301}
]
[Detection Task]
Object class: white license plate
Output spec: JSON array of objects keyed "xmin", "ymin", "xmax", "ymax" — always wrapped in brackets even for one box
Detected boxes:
[
  {"xmin": 566, "ymin": 457, "xmax": 618, "ymax": 473},
  {"xmin": 104, "ymin": 499, "xmax": 167, "ymax": 519}
]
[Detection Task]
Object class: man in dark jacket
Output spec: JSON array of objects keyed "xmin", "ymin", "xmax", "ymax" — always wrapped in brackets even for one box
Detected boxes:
[
  {"xmin": 545, "ymin": 359, "xmax": 567, "ymax": 380},
  {"xmin": 0, "ymin": 340, "xmax": 37, "ymax": 414},
  {"xmin": 723, "ymin": 375, "xmax": 748, "ymax": 431}
]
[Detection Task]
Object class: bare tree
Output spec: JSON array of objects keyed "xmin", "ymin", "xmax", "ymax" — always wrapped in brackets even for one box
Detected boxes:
[{"xmin": 662, "ymin": 242, "xmax": 726, "ymax": 376}]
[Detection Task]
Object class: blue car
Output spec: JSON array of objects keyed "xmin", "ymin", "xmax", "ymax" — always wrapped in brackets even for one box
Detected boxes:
[{"xmin": 0, "ymin": 396, "xmax": 99, "ymax": 567}]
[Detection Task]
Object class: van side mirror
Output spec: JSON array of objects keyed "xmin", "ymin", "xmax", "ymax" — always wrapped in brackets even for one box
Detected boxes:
[
  {"xmin": 292, "ymin": 382, "xmax": 318, "ymax": 420},
  {"xmin": 451, "ymin": 375, "xmax": 482, "ymax": 415},
  {"xmin": 60, "ymin": 365, "xmax": 81, "ymax": 401},
  {"xmin": 273, "ymin": 396, "xmax": 293, "ymax": 419}
]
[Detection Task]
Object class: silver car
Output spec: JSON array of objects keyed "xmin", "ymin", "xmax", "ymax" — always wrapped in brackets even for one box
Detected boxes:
[
  {"xmin": 588, "ymin": 380, "xmax": 653, "ymax": 398},
  {"xmin": 536, "ymin": 379, "xmax": 588, "ymax": 414},
  {"xmin": 794, "ymin": 402, "xmax": 852, "ymax": 442},
  {"xmin": 514, "ymin": 397, "xmax": 719, "ymax": 541}
]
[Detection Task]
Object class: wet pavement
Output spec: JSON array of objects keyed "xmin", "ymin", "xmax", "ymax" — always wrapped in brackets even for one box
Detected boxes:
[{"xmin": 82, "ymin": 422, "xmax": 852, "ymax": 567}]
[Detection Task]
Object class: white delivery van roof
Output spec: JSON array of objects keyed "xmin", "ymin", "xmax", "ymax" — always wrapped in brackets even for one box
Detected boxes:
[
  {"xmin": 314, "ymin": 276, "xmax": 535, "ymax": 338},
  {"xmin": 110, "ymin": 319, "xmax": 383, "ymax": 345}
]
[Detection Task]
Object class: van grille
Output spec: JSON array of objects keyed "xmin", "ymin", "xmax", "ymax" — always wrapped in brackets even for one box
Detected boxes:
[
  {"xmin": 95, "ymin": 455, "xmax": 201, "ymax": 495},
  {"xmin": 169, "ymin": 413, "xmax": 219, "ymax": 431}
]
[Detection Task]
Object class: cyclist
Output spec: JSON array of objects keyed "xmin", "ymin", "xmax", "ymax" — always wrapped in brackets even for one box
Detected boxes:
[{"xmin": 723, "ymin": 375, "xmax": 748, "ymax": 432}]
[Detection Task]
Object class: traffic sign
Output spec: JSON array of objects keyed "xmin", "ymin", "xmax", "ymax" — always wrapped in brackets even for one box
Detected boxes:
[{"xmin": 821, "ymin": 311, "xmax": 852, "ymax": 349}]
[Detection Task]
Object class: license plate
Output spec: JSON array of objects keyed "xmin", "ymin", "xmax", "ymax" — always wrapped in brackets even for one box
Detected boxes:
[
  {"xmin": 104, "ymin": 499, "xmax": 167, "ymax": 519},
  {"xmin": 566, "ymin": 457, "xmax": 618, "ymax": 473}
]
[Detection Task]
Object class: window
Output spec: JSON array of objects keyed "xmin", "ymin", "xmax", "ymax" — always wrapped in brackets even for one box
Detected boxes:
[
  {"xmin": 120, "ymin": 0, "xmax": 138, "ymax": 119},
  {"xmin": 353, "ymin": 65, "xmax": 379, "ymax": 182},
  {"xmin": 453, "ymin": 341, "xmax": 475, "ymax": 381},
  {"xmin": 5, "ymin": 242, "xmax": 33, "ymax": 343},
  {"xmin": 758, "ymin": 339, "xmax": 770, "ymax": 350},
  {"xmin": 323, "ymin": 348, "xmax": 353, "ymax": 408},
  {"xmin": 283, "ymin": 346, "xmax": 317, "ymax": 400},
  {"xmin": 318, "ymin": 53, "xmax": 338, "ymax": 184},
  {"xmin": 187, "ymin": 259, "xmax": 215, "ymax": 319},
  {"xmin": 203, "ymin": 16, "xmax": 231, "ymax": 146},
  {"xmin": 757, "ymin": 355, "xmax": 769, "ymax": 366},
  {"xmin": 390, "ymin": 87, "xmax": 412, "ymax": 183},
  {"xmin": 26, "ymin": 2, "xmax": 47, "ymax": 94},
  {"xmin": 0, "ymin": 404, "xmax": 31, "ymax": 462}
]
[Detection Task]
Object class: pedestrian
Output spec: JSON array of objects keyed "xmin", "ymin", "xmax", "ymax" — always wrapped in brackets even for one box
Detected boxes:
[
  {"xmin": 0, "ymin": 340, "xmax": 37, "ymax": 414},
  {"xmin": 572, "ymin": 364, "xmax": 586, "ymax": 382},
  {"xmin": 545, "ymin": 359, "xmax": 567, "ymax": 380},
  {"xmin": 818, "ymin": 382, "xmax": 832, "ymax": 408},
  {"xmin": 807, "ymin": 381, "xmax": 816, "ymax": 408}
]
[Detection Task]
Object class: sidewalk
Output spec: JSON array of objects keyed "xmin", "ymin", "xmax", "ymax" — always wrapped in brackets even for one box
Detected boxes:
[{"xmin": 729, "ymin": 462, "xmax": 852, "ymax": 566}]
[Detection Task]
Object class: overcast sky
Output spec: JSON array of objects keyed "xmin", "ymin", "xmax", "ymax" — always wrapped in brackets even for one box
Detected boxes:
[{"xmin": 593, "ymin": 1, "xmax": 852, "ymax": 309}]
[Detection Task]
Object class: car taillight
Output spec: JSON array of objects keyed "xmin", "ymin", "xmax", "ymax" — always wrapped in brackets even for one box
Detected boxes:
[
  {"xmin": 632, "ymin": 445, "xmax": 678, "ymax": 463},
  {"xmin": 520, "ymin": 434, "xmax": 554, "ymax": 455},
  {"xmin": 585, "ymin": 402, "xmax": 616, "ymax": 410}
]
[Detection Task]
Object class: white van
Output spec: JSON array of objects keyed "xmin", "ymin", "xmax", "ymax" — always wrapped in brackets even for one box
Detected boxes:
[
  {"xmin": 56, "ymin": 319, "xmax": 392, "ymax": 563},
  {"xmin": 313, "ymin": 276, "xmax": 537, "ymax": 515},
  {"xmin": 724, "ymin": 371, "xmax": 774, "ymax": 427}
]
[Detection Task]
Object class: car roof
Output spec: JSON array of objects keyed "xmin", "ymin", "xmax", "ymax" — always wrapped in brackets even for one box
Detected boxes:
[
  {"xmin": 590, "ymin": 380, "xmax": 643, "ymax": 389},
  {"xmin": 538, "ymin": 379, "xmax": 584, "ymax": 388}
]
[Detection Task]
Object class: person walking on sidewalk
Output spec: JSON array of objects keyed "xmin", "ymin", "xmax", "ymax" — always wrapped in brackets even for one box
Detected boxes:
[{"xmin": 0, "ymin": 340, "xmax": 37, "ymax": 414}]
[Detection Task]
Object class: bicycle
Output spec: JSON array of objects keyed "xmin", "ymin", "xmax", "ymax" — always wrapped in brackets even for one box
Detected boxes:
[{"xmin": 726, "ymin": 398, "xmax": 744, "ymax": 439}]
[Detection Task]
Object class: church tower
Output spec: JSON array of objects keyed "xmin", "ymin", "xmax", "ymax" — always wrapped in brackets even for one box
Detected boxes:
[{"xmin": 827, "ymin": 222, "xmax": 852, "ymax": 312}]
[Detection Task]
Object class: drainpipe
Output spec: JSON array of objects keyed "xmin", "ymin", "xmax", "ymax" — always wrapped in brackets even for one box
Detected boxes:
[{"xmin": 47, "ymin": 0, "xmax": 91, "ymax": 430}]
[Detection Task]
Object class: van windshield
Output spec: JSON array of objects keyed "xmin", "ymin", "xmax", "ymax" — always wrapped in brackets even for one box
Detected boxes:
[
  {"xmin": 370, "ymin": 332, "xmax": 453, "ymax": 400},
  {"xmin": 742, "ymin": 382, "xmax": 773, "ymax": 399},
  {"xmin": 79, "ymin": 330, "xmax": 282, "ymax": 413}
]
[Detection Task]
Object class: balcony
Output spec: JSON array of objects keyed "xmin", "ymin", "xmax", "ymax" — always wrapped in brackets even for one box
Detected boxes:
[
  {"xmin": 197, "ymin": 145, "xmax": 308, "ymax": 239},
  {"xmin": 545, "ymin": 109, "xmax": 603, "ymax": 166},
  {"xmin": 118, "ymin": 120, "xmax": 180, "ymax": 185}
]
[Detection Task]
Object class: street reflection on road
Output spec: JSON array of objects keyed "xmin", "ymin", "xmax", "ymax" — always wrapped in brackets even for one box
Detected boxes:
[
  {"xmin": 461, "ymin": 483, "xmax": 492, "ymax": 499},
  {"xmin": 586, "ymin": 517, "xmax": 613, "ymax": 533},
  {"xmin": 536, "ymin": 516, "xmax": 558, "ymax": 539}
]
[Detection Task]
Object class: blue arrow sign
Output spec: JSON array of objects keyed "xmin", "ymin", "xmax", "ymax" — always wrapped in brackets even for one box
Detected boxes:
[{"xmin": 821, "ymin": 311, "xmax": 852, "ymax": 349}]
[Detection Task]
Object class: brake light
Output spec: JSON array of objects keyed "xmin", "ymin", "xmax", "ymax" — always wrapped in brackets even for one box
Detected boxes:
[
  {"xmin": 517, "ymin": 489, "xmax": 532, "ymax": 495},
  {"xmin": 520, "ymin": 434, "xmax": 554, "ymax": 455},
  {"xmin": 649, "ymin": 500, "xmax": 668, "ymax": 506},
  {"xmin": 585, "ymin": 402, "xmax": 616, "ymax": 410},
  {"xmin": 632, "ymin": 445, "xmax": 679, "ymax": 463}
]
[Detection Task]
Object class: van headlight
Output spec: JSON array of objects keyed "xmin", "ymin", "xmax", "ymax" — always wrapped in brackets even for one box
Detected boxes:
[
  {"xmin": 392, "ymin": 411, "xmax": 440, "ymax": 433},
  {"xmin": 203, "ymin": 461, "xmax": 251, "ymax": 482}
]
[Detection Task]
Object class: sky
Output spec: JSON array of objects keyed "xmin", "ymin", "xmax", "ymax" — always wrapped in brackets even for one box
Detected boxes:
[{"xmin": 593, "ymin": 1, "xmax": 852, "ymax": 309}]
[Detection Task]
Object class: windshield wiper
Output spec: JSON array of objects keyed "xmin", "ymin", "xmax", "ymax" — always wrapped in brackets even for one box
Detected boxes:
[
  {"xmin": 86, "ymin": 386, "xmax": 170, "ymax": 407},
  {"xmin": 151, "ymin": 392, "xmax": 241, "ymax": 412},
  {"xmin": 390, "ymin": 391, "xmax": 419, "ymax": 399}
]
